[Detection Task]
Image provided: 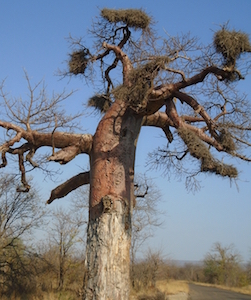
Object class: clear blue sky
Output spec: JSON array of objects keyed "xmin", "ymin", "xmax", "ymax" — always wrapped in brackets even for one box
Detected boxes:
[{"xmin": 1, "ymin": 0, "xmax": 251, "ymax": 262}]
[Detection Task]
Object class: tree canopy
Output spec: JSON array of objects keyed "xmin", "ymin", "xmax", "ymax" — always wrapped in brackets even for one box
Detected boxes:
[
  {"xmin": 67, "ymin": 9, "xmax": 251, "ymax": 190},
  {"xmin": 0, "ymin": 8, "xmax": 251, "ymax": 197}
]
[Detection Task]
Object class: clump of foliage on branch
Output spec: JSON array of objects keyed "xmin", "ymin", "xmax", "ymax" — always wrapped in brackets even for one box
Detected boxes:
[
  {"xmin": 88, "ymin": 94, "xmax": 112, "ymax": 113},
  {"xmin": 213, "ymin": 27, "xmax": 251, "ymax": 81},
  {"xmin": 214, "ymin": 28, "xmax": 251, "ymax": 65},
  {"xmin": 178, "ymin": 127, "xmax": 238, "ymax": 178},
  {"xmin": 113, "ymin": 56, "xmax": 170, "ymax": 112},
  {"xmin": 69, "ymin": 49, "xmax": 90, "ymax": 75},
  {"xmin": 101, "ymin": 8, "xmax": 151, "ymax": 29}
]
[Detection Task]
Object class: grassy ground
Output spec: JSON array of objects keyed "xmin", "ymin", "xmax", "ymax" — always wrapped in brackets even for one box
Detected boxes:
[
  {"xmin": 130, "ymin": 280, "xmax": 251, "ymax": 299},
  {"xmin": 130, "ymin": 280, "xmax": 189, "ymax": 299},
  {"xmin": 0, "ymin": 291, "xmax": 80, "ymax": 300},
  {"xmin": 156, "ymin": 280, "xmax": 189, "ymax": 295},
  {"xmin": 2, "ymin": 281, "xmax": 251, "ymax": 299}
]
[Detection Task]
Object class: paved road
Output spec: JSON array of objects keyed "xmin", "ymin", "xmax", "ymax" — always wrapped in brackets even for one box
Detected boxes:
[{"xmin": 189, "ymin": 283, "xmax": 251, "ymax": 300}]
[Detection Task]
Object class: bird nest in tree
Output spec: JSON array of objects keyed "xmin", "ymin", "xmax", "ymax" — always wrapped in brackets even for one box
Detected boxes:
[
  {"xmin": 88, "ymin": 95, "xmax": 111, "ymax": 113},
  {"xmin": 214, "ymin": 29, "xmax": 251, "ymax": 66},
  {"xmin": 69, "ymin": 50, "xmax": 89, "ymax": 75},
  {"xmin": 101, "ymin": 8, "xmax": 151, "ymax": 29},
  {"xmin": 217, "ymin": 129, "xmax": 236, "ymax": 152}
]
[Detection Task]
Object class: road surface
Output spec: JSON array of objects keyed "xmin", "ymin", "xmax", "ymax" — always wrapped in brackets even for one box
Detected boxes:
[{"xmin": 189, "ymin": 283, "xmax": 251, "ymax": 300}]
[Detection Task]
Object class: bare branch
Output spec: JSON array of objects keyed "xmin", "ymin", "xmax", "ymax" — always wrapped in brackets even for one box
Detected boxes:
[
  {"xmin": 26, "ymin": 146, "xmax": 38, "ymax": 167},
  {"xmin": 164, "ymin": 66, "xmax": 186, "ymax": 81},
  {"xmin": 150, "ymin": 83, "xmax": 173, "ymax": 99},
  {"xmin": 17, "ymin": 153, "xmax": 30, "ymax": 192},
  {"xmin": 0, "ymin": 130, "xmax": 23, "ymax": 152},
  {"xmin": 48, "ymin": 145, "xmax": 82, "ymax": 165},
  {"xmin": 47, "ymin": 171, "xmax": 90, "ymax": 204},
  {"xmin": 232, "ymin": 152, "xmax": 251, "ymax": 162},
  {"xmin": 173, "ymin": 90, "xmax": 219, "ymax": 138},
  {"xmin": 0, "ymin": 73, "xmax": 78, "ymax": 133},
  {"xmin": 102, "ymin": 42, "xmax": 133, "ymax": 86},
  {"xmin": 142, "ymin": 112, "xmax": 174, "ymax": 142},
  {"xmin": 0, "ymin": 103, "xmax": 93, "ymax": 189}
]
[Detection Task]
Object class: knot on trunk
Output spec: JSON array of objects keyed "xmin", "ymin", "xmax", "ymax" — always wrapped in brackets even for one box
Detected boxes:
[{"xmin": 102, "ymin": 195, "xmax": 113, "ymax": 213}]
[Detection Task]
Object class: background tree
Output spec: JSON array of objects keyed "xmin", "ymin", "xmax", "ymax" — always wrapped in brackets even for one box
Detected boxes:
[
  {"xmin": 247, "ymin": 253, "xmax": 251, "ymax": 284},
  {"xmin": 0, "ymin": 174, "xmax": 45, "ymax": 297},
  {"xmin": 131, "ymin": 175, "xmax": 163, "ymax": 288},
  {"xmin": 0, "ymin": 8, "xmax": 251, "ymax": 299},
  {"xmin": 203, "ymin": 242, "xmax": 247, "ymax": 287},
  {"xmin": 134, "ymin": 248, "xmax": 164, "ymax": 290},
  {"xmin": 48, "ymin": 206, "xmax": 86, "ymax": 290}
]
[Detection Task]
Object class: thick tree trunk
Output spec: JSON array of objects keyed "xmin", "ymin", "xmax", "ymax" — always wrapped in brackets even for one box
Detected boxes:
[{"xmin": 84, "ymin": 100, "xmax": 142, "ymax": 299}]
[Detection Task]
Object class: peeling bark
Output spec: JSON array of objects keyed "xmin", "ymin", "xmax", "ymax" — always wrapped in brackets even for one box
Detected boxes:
[{"xmin": 84, "ymin": 205, "xmax": 131, "ymax": 299}]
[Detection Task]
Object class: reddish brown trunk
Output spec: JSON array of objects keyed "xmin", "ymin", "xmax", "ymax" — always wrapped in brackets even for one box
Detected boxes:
[{"xmin": 84, "ymin": 100, "xmax": 142, "ymax": 299}]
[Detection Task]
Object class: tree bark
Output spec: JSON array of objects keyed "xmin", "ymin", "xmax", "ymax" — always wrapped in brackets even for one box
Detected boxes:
[{"xmin": 84, "ymin": 100, "xmax": 142, "ymax": 299}]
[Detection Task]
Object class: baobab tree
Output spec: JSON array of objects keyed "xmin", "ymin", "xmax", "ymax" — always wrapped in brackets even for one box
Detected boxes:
[{"xmin": 0, "ymin": 8, "xmax": 251, "ymax": 299}]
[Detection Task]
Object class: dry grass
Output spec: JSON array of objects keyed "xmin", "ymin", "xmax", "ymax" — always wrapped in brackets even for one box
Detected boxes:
[
  {"xmin": 130, "ymin": 280, "xmax": 189, "ymax": 299},
  {"xmin": 0, "ymin": 291, "xmax": 80, "ymax": 300},
  {"xmin": 156, "ymin": 280, "xmax": 189, "ymax": 295},
  {"xmin": 3, "ymin": 281, "xmax": 251, "ymax": 299}
]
